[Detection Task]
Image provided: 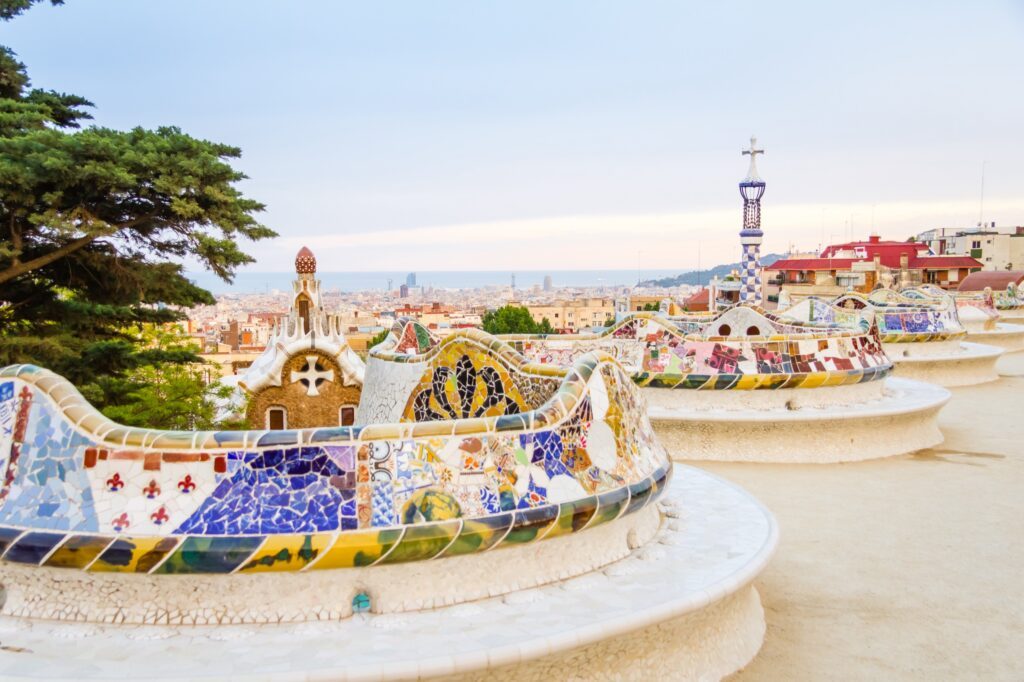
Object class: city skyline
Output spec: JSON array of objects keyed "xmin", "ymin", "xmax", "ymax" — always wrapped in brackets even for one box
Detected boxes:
[{"xmin": 9, "ymin": 1, "xmax": 1024, "ymax": 272}]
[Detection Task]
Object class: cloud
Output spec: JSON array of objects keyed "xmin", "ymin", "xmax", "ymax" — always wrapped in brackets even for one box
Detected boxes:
[{"xmin": 248, "ymin": 197, "xmax": 1024, "ymax": 272}]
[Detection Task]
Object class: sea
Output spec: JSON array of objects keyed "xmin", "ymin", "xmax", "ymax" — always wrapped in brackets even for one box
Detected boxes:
[{"xmin": 186, "ymin": 269, "xmax": 687, "ymax": 294}]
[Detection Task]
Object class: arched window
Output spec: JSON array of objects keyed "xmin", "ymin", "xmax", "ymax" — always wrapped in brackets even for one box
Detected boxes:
[
  {"xmin": 339, "ymin": 406, "xmax": 356, "ymax": 426},
  {"xmin": 717, "ymin": 324, "xmax": 732, "ymax": 336},
  {"xmin": 295, "ymin": 294, "xmax": 312, "ymax": 333},
  {"xmin": 266, "ymin": 406, "xmax": 287, "ymax": 430}
]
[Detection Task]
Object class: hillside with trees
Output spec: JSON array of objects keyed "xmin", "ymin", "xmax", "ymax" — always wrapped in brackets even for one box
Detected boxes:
[{"xmin": 639, "ymin": 253, "xmax": 785, "ymax": 287}]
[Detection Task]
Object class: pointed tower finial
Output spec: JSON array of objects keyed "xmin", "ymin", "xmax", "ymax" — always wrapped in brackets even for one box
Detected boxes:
[
  {"xmin": 295, "ymin": 246, "xmax": 317, "ymax": 274},
  {"xmin": 738, "ymin": 137, "xmax": 766, "ymax": 306},
  {"xmin": 741, "ymin": 136, "xmax": 765, "ymax": 183}
]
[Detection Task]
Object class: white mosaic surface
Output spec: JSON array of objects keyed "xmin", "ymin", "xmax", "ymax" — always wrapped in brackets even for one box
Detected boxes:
[
  {"xmin": 885, "ymin": 341, "xmax": 1003, "ymax": 388},
  {"xmin": 0, "ymin": 467, "xmax": 777, "ymax": 681},
  {"xmin": 964, "ymin": 322, "xmax": 1024, "ymax": 354},
  {"xmin": 651, "ymin": 378, "xmax": 950, "ymax": 463}
]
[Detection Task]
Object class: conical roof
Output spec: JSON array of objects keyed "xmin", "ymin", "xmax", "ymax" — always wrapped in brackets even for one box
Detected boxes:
[{"xmin": 295, "ymin": 246, "xmax": 317, "ymax": 274}]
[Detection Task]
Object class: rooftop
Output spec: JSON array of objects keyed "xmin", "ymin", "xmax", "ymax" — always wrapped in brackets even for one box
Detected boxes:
[
  {"xmin": 957, "ymin": 270, "xmax": 1024, "ymax": 292},
  {"xmin": 767, "ymin": 235, "xmax": 983, "ymax": 271}
]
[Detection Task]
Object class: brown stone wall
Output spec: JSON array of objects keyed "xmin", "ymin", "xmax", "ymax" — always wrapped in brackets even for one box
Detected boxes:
[{"xmin": 245, "ymin": 351, "xmax": 362, "ymax": 429}]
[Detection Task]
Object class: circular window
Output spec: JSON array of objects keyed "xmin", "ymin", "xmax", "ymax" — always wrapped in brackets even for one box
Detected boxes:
[{"xmin": 718, "ymin": 324, "xmax": 732, "ymax": 336}]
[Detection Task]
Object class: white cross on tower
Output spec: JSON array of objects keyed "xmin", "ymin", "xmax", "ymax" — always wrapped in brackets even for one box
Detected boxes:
[
  {"xmin": 742, "ymin": 136, "xmax": 764, "ymax": 182},
  {"xmin": 290, "ymin": 355, "xmax": 334, "ymax": 397}
]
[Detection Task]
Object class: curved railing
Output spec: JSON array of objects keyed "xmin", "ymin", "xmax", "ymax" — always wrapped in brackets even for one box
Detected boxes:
[
  {"xmin": 866, "ymin": 285, "xmax": 1004, "ymax": 332},
  {"xmin": 830, "ymin": 292, "xmax": 966, "ymax": 343},
  {"xmin": 953, "ymin": 291, "xmax": 999, "ymax": 317},
  {"xmin": 994, "ymin": 284, "xmax": 1024, "ymax": 311},
  {"xmin": 492, "ymin": 306, "xmax": 891, "ymax": 390},
  {"xmin": 0, "ymin": 332, "xmax": 669, "ymax": 574}
]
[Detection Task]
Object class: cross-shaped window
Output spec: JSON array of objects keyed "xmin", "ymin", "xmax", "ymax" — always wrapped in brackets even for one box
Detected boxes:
[{"xmin": 290, "ymin": 355, "xmax": 335, "ymax": 397}]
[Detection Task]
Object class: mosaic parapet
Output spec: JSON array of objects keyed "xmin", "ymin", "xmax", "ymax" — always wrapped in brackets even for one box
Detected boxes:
[
  {"xmin": 492, "ymin": 306, "xmax": 892, "ymax": 390},
  {"xmin": 992, "ymin": 282, "xmax": 1024, "ymax": 312},
  {"xmin": 0, "ymin": 333, "xmax": 670, "ymax": 575},
  {"xmin": 886, "ymin": 285, "xmax": 1004, "ymax": 332},
  {"xmin": 822, "ymin": 292, "xmax": 967, "ymax": 344}
]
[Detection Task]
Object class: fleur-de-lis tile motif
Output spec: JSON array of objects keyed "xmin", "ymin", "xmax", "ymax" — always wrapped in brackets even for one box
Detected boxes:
[
  {"xmin": 150, "ymin": 506, "xmax": 169, "ymax": 526},
  {"xmin": 142, "ymin": 479, "xmax": 161, "ymax": 499},
  {"xmin": 112, "ymin": 512, "xmax": 130, "ymax": 532},
  {"xmin": 177, "ymin": 474, "xmax": 196, "ymax": 493},
  {"xmin": 106, "ymin": 472, "xmax": 125, "ymax": 492}
]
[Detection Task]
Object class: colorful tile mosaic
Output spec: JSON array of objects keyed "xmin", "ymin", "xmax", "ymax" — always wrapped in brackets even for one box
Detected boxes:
[
  {"xmin": 0, "ymin": 328, "xmax": 670, "ymax": 574},
  {"xmin": 827, "ymin": 292, "xmax": 966, "ymax": 343},
  {"xmin": 993, "ymin": 282, "xmax": 1024, "ymax": 312},
  {"xmin": 500, "ymin": 304, "xmax": 891, "ymax": 390}
]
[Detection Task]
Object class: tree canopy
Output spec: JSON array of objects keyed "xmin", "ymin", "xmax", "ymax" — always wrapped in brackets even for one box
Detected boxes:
[
  {"xmin": 0, "ymin": 0, "xmax": 62, "ymax": 21},
  {"xmin": 0, "ymin": 1, "xmax": 274, "ymax": 425},
  {"xmin": 480, "ymin": 305, "xmax": 555, "ymax": 335}
]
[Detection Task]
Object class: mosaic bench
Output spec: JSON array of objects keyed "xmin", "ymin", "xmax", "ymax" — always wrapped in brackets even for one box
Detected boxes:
[
  {"xmin": 900, "ymin": 285, "xmax": 1024, "ymax": 354},
  {"xmin": 495, "ymin": 305, "xmax": 948, "ymax": 463},
  {"xmin": 823, "ymin": 292, "xmax": 1002, "ymax": 387},
  {"xmin": 0, "ymin": 329, "xmax": 670, "ymax": 624},
  {"xmin": 993, "ymin": 283, "xmax": 1024, "ymax": 323},
  {"xmin": 503, "ymin": 306, "xmax": 890, "ymax": 392}
]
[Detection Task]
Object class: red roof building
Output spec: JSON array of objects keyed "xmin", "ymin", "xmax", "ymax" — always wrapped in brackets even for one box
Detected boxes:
[
  {"xmin": 766, "ymin": 235, "xmax": 983, "ymax": 293},
  {"xmin": 682, "ymin": 288, "xmax": 710, "ymax": 312}
]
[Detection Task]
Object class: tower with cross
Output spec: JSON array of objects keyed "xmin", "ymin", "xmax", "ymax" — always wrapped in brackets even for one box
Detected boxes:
[
  {"xmin": 738, "ymin": 136, "xmax": 766, "ymax": 305},
  {"xmin": 235, "ymin": 246, "xmax": 366, "ymax": 430}
]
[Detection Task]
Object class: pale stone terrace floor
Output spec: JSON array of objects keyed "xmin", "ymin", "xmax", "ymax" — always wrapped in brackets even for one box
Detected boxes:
[{"xmin": 703, "ymin": 352, "xmax": 1024, "ymax": 681}]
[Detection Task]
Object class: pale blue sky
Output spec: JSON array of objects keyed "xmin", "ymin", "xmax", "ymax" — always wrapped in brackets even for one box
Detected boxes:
[{"xmin": 6, "ymin": 1, "xmax": 1024, "ymax": 271}]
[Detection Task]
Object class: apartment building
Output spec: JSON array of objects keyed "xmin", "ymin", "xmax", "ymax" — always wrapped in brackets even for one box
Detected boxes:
[{"xmin": 525, "ymin": 298, "xmax": 615, "ymax": 332}]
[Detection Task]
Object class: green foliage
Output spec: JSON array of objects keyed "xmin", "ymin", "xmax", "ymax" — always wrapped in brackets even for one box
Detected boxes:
[
  {"xmin": 79, "ymin": 325, "xmax": 235, "ymax": 431},
  {"xmin": 0, "ymin": 0, "xmax": 62, "ymax": 21},
  {"xmin": 101, "ymin": 363, "xmax": 216, "ymax": 431},
  {"xmin": 368, "ymin": 328, "xmax": 391, "ymax": 349},
  {"xmin": 641, "ymin": 302, "xmax": 659, "ymax": 311},
  {"xmin": 481, "ymin": 305, "xmax": 555, "ymax": 335},
  {"xmin": 0, "ymin": 3, "xmax": 274, "ymax": 427}
]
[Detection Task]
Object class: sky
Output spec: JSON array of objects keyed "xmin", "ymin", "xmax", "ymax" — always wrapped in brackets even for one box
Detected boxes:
[{"xmin": 5, "ymin": 1, "xmax": 1024, "ymax": 273}]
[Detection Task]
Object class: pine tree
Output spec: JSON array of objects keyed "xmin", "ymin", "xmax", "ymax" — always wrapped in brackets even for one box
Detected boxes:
[{"xmin": 0, "ymin": 1, "xmax": 275, "ymax": 422}]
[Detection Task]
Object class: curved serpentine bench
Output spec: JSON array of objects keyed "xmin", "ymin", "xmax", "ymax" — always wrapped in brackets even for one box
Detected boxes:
[
  {"xmin": 497, "ymin": 304, "xmax": 949, "ymax": 463},
  {"xmin": 0, "ymin": 333, "xmax": 671, "ymax": 625},
  {"xmin": 992, "ymin": 283, "xmax": 1024, "ymax": 324},
  {"xmin": 897, "ymin": 285, "xmax": 1024, "ymax": 354},
  {"xmin": 822, "ymin": 291, "xmax": 1002, "ymax": 387},
  {"xmin": 954, "ymin": 294, "xmax": 1024, "ymax": 354}
]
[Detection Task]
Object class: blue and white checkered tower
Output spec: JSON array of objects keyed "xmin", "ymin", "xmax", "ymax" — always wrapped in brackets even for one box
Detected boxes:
[{"xmin": 738, "ymin": 136, "xmax": 766, "ymax": 305}]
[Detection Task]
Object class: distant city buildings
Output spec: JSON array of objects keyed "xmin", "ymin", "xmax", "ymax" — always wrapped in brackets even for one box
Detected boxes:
[
  {"xmin": 915, "ymin": 223, "xmax": 1024, "ymax": 271},
  {"xmin": 524, "ymin": 298, "xmax": 615, "ymax": 332},
  {"xmin": 186, "ymin": 219, "xmax": 1021, "ymax": 364},
  {"xmin": 406, "ymin": 272, "xmax": 417, "ymax": 287},
  {"xmin": 766, "ymin": 234, "xmax": 983, "ymax": 298}
]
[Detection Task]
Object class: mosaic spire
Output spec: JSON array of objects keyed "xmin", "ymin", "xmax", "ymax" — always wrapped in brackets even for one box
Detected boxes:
[{"xmin": 738, "ymin": 136, "xmax": 766, "ymax": 305}]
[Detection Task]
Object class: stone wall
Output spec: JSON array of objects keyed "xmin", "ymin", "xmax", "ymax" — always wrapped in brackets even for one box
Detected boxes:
[{"xmin": 245, "ymin": 351, "xmax": 361, "ymax": 429}]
